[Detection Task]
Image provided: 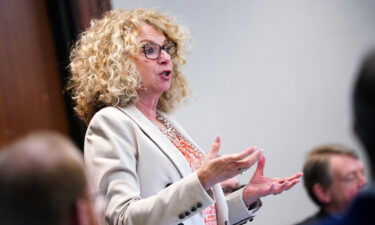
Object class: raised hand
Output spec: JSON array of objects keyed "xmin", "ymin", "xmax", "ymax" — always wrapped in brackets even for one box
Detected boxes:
[
  {"xmin": 197, "ymin": 136, "xmax": 263, "ymax": 190},
  {"xmin": 242, "ymin": 154, "xmax": 303, "ymax": 206}
]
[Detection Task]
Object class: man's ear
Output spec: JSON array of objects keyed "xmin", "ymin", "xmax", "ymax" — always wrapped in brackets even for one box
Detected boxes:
[{"xmin": 313, "ymin": 183, "xmax": 331, "ymax": 204}]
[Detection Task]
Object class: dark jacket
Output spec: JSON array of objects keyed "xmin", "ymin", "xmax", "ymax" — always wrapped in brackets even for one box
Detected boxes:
[
  {"xmin": 295, "ymin": 209, "xmax": 333, "ymax": 225},
  {"xmin": 319, "ymin": 185, "xmax": 375, "ymax": 225}
]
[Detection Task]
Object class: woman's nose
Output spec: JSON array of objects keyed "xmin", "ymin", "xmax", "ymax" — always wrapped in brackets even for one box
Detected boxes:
[{"xmin": 158, "ymin": 49, "xmax": 171, "ymax": 64}]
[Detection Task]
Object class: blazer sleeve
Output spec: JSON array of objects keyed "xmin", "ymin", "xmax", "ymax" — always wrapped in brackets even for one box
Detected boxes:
[
  {"xmin": 163, "ymin": 112, "xmax": 263, "ymax": 225},
  {"xmin": 84, "ymin": 107, "xmax": 215, "ymax": 225},
  {"xmin": 226, "ymin": 187, "xmax": 262, "ymax": 225}
]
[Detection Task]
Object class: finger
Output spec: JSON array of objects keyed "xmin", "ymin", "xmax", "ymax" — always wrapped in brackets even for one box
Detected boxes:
[
  {"xmin": 284, "ymin": 179, "xmax": 301, "ymax": 191},
  {"xmin": 253, "ymin": 153, "xmax": 265, "ymax": 177},
  {"xmin": 281, "ymin": 172, "xmax": 304, "ymax": 182},
  {"xmin": 269, "ymin": 183, "xmax": 276, "ymax": 195},
  {"xmin": 237, "ymin": 148, "xmax": 263, "ymax": 169},
  {"xmin": 273, "ymin": 181, "xmax": 289, "ymax": 195},
  {"xmin": 275, "ymin": 177, "xmax": 301, "ymax": 194},
  {"xmin": 230, "ymin": 146, "xmax": 257, "ymax": 162},
  {"xmin": 206, "ymin": 136, "xmax": 221, "ymax": 160}
]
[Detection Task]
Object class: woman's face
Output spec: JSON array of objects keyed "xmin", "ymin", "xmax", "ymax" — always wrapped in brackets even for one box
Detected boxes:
[{"xmin": 134, "ymin": 23, "xmax": 173, "ymax": 98}]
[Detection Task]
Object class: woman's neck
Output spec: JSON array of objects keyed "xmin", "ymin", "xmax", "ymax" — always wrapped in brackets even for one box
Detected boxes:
[{"xmin": 135, "ymin": 94, "xmax": 160, "ymax": 121}]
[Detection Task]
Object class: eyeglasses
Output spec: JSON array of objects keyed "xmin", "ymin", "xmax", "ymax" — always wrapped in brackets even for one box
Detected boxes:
[{"xmin": 141, "ymin": 42, "xmax": 177, "ymax": 60}]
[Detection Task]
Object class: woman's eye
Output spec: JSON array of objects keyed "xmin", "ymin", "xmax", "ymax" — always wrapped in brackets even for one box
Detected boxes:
[
  {"xmin": 143, "ymin": 44, "xmax": 158, "ymax": 54},
  {"xmin": 164, "ymin": 44, "xmax": 174, "ymax": 53},
  {"xmin": 144, "ymin": 46, "xmax": 155, "ymax": 54}
]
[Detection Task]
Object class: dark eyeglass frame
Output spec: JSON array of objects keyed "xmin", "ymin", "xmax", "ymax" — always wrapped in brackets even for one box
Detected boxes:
[{"xmin": 141, "ymin": 42, "xmax": 177, "ymax": 60}]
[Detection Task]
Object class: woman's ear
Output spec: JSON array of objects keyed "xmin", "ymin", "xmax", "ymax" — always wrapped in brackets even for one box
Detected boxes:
[{"xmin": 313, "ymin": 183, "xmax": 332, "ymax": 204}]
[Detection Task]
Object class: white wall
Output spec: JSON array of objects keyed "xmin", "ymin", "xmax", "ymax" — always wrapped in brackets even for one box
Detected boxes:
[{"xmin": 112, "ymin": 1, "xmax": 375, "ymax": 224}]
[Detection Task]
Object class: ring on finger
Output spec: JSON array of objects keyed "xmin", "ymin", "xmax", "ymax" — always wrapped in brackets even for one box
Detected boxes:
[{"xmin": 238, "ymin": 167, "xmax": 246, "ymax": 175}]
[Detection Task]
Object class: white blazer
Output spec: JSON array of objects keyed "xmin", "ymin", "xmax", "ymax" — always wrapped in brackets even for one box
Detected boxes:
[{"xmin": 84, "ymin": 105, "xmax": 260, "ymax": 225}]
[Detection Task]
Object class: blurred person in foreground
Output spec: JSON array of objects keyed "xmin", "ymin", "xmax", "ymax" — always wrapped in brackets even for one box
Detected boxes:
[
  {"xmin": 320, "ymin": 51, "xmax": 375, "ymax": 225},
  {"xmin": 295, "ymin": 145, "xmax": 367, "ymax": 225},
  {"xmin": 0, "ymin": 131, "xmax": 101, "ymax": 225},
  {"xmin": 68, "ymin": 8, "xmax": 303, "ymax": 225}
]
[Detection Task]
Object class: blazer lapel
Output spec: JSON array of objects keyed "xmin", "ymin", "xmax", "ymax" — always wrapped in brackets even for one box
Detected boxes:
[{"xmin": 116, "ymin": 105, "xmax": 191, "ymax": 178}]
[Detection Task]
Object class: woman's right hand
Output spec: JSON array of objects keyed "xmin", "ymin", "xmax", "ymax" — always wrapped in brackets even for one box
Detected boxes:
[{"xmin": 197, "ymin": 136, "xmax": 263, "ymax": 190}]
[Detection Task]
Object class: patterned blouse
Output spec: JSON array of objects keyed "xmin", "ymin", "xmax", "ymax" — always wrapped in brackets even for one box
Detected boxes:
[{"xmin": 157, "ymin": 115, "xmax": 217, "ymax": 225}]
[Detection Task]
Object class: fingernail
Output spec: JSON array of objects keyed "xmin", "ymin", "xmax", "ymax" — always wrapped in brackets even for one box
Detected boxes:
[{"xmin": 213, "ymin": 136, "xmax": 219, "ymax": 142}]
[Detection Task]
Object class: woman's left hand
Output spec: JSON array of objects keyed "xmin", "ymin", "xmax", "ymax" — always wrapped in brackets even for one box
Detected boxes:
[{"xmin": 242, "ymin": 153, "xmax": 303, "ymax": 206}]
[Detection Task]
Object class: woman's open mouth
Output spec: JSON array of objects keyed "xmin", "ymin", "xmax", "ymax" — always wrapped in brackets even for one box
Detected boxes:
[{"xmin": 160, "ymin": 70, "xmax": 171, "ymax": 78}]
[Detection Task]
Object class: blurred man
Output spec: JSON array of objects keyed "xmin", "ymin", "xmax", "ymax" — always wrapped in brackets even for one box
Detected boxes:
[
  {"xmin": 321, "ymin": 50, "xmax": 375, "ymax": 225},
  {"xmin": 0, "ymin": 131, "xmax": 101, "ymax": 225},
  {"xmin": 295, "ymin": 144, "xmax": 367, "ymax": 225}
]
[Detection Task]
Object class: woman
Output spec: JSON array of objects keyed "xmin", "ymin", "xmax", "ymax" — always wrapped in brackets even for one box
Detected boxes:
[{"xmin": 68, "ymin": 9, "xmax": 302, "ymax": 225}]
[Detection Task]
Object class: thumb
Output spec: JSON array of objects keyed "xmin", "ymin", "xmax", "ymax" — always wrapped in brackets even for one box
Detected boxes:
[
  {"xmin": 206, "ymin": 136, "xmax": 221, "ymax": 160},
  {"xmin": 254, "ymin": 152, "xmax": 265, "ymax": 177}
]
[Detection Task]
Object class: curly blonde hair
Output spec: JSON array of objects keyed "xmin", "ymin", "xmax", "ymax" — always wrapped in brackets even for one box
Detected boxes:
[{"xmin": 68, "ymin": 8, "xmax": 190, "ymax": 124}]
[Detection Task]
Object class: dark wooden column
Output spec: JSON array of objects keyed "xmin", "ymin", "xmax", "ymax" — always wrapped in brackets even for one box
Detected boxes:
[
  {"xmin": 0, "ymin": 0, "xmax": 111, "ymax": 148},
  {"xmin": 0, "ymin": 0, "xmax": 70, "ymax": 146}
]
